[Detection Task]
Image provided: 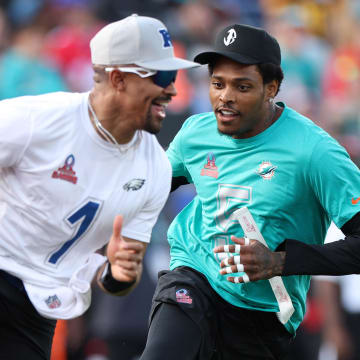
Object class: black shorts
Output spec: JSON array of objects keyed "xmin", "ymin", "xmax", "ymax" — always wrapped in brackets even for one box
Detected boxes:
[
  {"xmin": 0, "ymin": 270, "xmax": 57, "ymax": 360},
  {"xmin": 140, "ymin": 266, "xmax": 293, "ymax": 360}
]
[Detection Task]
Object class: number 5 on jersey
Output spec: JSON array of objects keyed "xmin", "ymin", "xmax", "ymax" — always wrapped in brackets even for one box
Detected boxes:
[{"xmin": 213, "ymin": 184, "xmax": 252, "ymax": 263}]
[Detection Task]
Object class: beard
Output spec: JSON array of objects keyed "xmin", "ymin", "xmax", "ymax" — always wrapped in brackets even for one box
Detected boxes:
[
  {"xmin": 143, "ymin": 106, "xmax": 164, "ymax": 134},
  {"xmin": 217, "ymin": 126, "xmax": 252, "ymax": 138},
  {"xmin": 216, "ymin": 120, "xmax": 253, "ymax": 139},
  {"xmin": 143, "ymin": 108, "xmax": 157, "ymax": 134},
  {"xmin": 217, "ymin": 127, "xmax": 237, "ymax": 137}
]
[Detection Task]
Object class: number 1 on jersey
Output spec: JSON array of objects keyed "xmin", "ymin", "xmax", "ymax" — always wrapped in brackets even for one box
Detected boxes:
[{"xmin": 48, "ymin": 200, "xmax": 102, "ymax": 265}]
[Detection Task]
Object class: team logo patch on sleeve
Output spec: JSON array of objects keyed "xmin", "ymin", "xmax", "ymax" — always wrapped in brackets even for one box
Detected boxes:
[
  {"xmin": 52, "ymin": 154, "xmax": 78, "ymax": 184},
  {"xmin": 201, "ymin": 152, "xmax": 219, "ymax": 178},
  {"xmin": 123, "ymin": 178, "xmax": 145, "ymax": 191},
  {"xmin": 256, "ymin": 161, "xmax": 277, "ymax": 180},
  {"xmin": 176, "ymin": 288, "xmax": 193, "ymax": 304}
]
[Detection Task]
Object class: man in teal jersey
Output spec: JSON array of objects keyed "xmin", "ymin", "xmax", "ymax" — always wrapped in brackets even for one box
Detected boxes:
[{"xmin": 140, "ymin": 24, "xmax": 360, "ymax": 360}]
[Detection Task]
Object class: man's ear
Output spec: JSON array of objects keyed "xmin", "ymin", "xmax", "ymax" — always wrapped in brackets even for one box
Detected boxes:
[
  {"xmin": 109, "ymin": 70, "xmax": 126, "ymax": 91},
  {"xmin": 266, "ymin": 79, "xmax": 279, "ymax": 100}
]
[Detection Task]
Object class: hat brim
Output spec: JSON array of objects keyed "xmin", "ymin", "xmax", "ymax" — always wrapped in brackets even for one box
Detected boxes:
[
  {"xmin": 136, "ymin": 57, "xmax": 200, "ymax": 71},
  {"xmin": 194, "ymin": 51, "xmax": 260, "ymax": 65}
]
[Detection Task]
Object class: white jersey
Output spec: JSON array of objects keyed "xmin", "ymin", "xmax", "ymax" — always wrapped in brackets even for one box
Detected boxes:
[{"xmin": 0, "ymin": 91, "xmax": 171, "ymax": 317}]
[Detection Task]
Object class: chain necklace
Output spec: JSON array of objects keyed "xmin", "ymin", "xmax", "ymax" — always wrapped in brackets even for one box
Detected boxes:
[{"xmin": 88, "ymin": 100, "xmax": 141, "ymax": 154}]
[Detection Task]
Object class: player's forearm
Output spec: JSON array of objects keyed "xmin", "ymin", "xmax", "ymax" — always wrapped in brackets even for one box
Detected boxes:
[
  {"xmin": 281, "ymin": 236, "xmax": 360, "ymax": 276},
  {"xmin": 280, "ymin": 212, "xmax": 360, "ymax": 276}
]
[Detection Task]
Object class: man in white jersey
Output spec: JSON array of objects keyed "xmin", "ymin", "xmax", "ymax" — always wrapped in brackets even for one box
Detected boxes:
[
  {"xmin": 0, "ymin": 14, "xmax": 199, "ymax": 360},
  {"xmin": 140, "ymin": 24, "xmax": 360, "ymax": 360}
]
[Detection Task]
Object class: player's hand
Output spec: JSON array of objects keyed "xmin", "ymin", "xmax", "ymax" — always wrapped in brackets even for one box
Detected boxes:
[
  {"xmin": 106, "ymin": 215, "xmax": 144, "ymax": 283},
  {"xmin": 213, "ymin": 236, "xmax": 285, "ymax": 284}
]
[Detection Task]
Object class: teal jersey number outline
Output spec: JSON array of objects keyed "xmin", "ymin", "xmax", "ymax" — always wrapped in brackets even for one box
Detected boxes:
[{"xmin": 213, "ymin": 184, "xmax": 252, "ymax": 263}]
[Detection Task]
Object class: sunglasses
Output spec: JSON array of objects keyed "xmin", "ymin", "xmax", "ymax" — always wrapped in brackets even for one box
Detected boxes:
[{"xmin": 105, "ymin": 66, "xmax": 177, "ymax": 89}]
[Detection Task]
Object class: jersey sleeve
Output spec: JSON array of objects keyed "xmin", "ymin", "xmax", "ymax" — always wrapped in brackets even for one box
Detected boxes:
[
  {"xmin": 166, "ymin": 118, "xmax": 192, "ymax": 182},
  {"xmin": 121, "ymin": 155, "xmax": 172, "ymax": 243},
  {"xmin": 0, "ymin": 100, "xmax": 33, "ymax": 167},
  {"xmin": 308, "ymin": 137, "xmax": 360, "ymax": 228}
]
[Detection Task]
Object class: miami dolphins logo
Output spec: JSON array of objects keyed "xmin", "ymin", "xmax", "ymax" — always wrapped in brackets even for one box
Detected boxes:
[{"xmin": 256, "ymin": 161, "xmax": 277, "ymax": 180}]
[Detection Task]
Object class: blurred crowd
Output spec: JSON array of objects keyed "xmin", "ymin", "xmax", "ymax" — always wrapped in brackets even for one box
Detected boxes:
[{"xmin": 0, "ymin": 0, "xmax": 359, "ymax": 359}]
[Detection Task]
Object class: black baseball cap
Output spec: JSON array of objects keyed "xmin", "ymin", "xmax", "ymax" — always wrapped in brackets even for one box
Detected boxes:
[{"xmin": 194, "ymin": 24, "xmax": 281, "ymax": 66}]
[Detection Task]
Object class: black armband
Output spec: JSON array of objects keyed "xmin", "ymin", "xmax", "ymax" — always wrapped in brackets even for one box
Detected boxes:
[{"xmin": 100, "ymin": 262, "xmax": 135, "ymax": 293}]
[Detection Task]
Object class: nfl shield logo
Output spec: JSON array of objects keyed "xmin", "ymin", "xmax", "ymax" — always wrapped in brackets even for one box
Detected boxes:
[{"xmin": 45, "ymin": 295, "xmax": 62, "ymax": 309}]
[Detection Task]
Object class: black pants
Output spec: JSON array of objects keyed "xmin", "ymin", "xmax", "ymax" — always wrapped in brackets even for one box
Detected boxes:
[
  {"xmin": 0, "ymin": 271, "xmax": 57, "ymax": 360},
  {"xmin": 140, "ymin": 267, "xmax": 293, "ymax": 360}
]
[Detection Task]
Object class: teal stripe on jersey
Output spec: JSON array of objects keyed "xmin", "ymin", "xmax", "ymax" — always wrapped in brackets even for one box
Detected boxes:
[{"xmin": 166, "ymin": 103, "xmax": 360, "ymax": 334}]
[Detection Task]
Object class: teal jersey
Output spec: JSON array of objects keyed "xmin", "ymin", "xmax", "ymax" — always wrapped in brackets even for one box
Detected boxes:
[{"xmin": 166, "ymin": 103, "xmax": 360, "ymax": 334}]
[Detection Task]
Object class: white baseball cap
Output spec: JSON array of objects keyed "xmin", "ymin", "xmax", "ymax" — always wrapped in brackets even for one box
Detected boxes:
[{"xmin": 90, "ymin": 14, "xmax": 199, "ymax": 71}]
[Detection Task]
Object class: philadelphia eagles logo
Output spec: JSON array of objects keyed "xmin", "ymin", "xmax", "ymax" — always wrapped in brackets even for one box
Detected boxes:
[{"xmin": 123, "ymin": 178, "xmax": 146, "ymax": 191}]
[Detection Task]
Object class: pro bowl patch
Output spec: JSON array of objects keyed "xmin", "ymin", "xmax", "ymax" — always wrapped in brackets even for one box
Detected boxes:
[{"xmin": 176, "ymin": 288, "xmax": 193, "ymax": 304}]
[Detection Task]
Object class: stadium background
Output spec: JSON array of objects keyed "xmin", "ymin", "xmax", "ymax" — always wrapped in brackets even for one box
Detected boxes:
[{"xmin": 0, "ymin": 0, "xmax": 358, "ymax": 359}]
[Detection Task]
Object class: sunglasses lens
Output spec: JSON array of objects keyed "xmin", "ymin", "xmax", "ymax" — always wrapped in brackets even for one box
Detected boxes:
[{"xmin": 152, "ymin": 70, "xmax": 177, "ymax": 88}]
